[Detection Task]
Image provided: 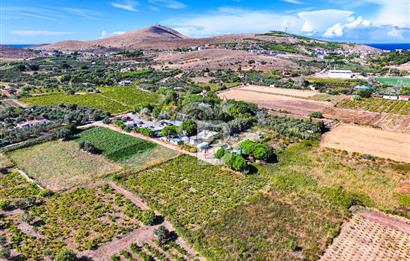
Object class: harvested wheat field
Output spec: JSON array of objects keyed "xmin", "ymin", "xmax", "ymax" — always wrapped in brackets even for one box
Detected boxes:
[
  {"xmin": 237, "ymin": 85, "xmax": 318, "ymax": 98},
  {"xmin": 218, "ymin": 87, "xmax": 330, "ymax": 116},
  {"xmin": 321, "ymin": 124, "xmax": 410, "ymax": 163},
  {"xmin": 320, "ymin": 208, "xmax": 410, "ymax": 261}
]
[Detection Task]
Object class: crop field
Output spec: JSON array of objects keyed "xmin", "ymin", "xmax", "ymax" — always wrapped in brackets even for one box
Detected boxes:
[
  {"xmin": 116, "ymin": 140, "xmax": 410, "ymax": 260},
  {"xmin": 321, "ymin": 209, "xmax": 410, "ymax": 261},
  {"xmin": 375, "ymin": 77, "xmax": 410, "ymax": 87},
  {"xmin": 338, "ymin": 97, "xmax": 410, "ymax": 115},
  {"xmin": 237, "ymin": 85, "xmax": 318, "ymax": 98},
  {"xmin": 76, "ymin": 127, "xmax": 157, "ymax": 162},
  {"xmin": 117, "ymin": 155, "xmax": 270, "ymax": 230},
  {"xmin": 218, "ymin": 88, "xmax": 330, "ymax": 116},
  {"xmin": 321, "ymin": 124, "xmax": 410, "ymax": 163},
  {"xmin": 7, "ymin": 140, "xmax": 121, "ymax": 191},
  {"xmin": 21, "ymin": 86, "xmax": 160, "ymax": 114},
  {"xmin": 0, "ymin": 175, "xmax": 142, "ymax": 259}
]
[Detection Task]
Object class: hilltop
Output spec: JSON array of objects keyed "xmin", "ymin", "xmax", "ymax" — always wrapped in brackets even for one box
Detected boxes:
[{"xmin": 39, "ymin": 25, "xmax": 378, "ymax": 53}]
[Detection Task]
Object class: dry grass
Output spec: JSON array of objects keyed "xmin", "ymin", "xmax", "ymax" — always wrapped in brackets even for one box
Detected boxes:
[
  {"xmin": 321, "ymin": 124, "xmax": 410, "ymax": 163},
  {"xmin": 7, "ymin": 140, "xmax": 122, "ymax": 191},
  {"xmin": 238, "ymin": 85, "xmax": 318, "ymax": 98},
  {"xmin": 320, "ymin": 208, "xmax": 410, "ymax": 261}
]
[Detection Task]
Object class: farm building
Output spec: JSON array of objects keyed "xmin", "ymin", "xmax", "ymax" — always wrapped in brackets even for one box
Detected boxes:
[
  {"xmin": 328, "ymin": 70, "xmax": 353, "ymax": 79},
  {"xmin": 354, "ymin": 85, "xmax": 372, "ymax": 90},
  {"xmin": 399, "ymin": 95, "xmax": 410, "ymax": 101}
]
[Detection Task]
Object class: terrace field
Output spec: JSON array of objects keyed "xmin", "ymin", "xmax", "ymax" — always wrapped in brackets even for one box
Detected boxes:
[
  {"xmin": 20, "ymin": 86, "xmax": 160, "ymax": 114},
  {"xmin": 0, "ymin": 173, "xmax": 143, "ymax": 260},
  {"xmin": 338, "ymin": 97, "xmax": 410, "ymax": 115},
  {"xmin": 116, "ymin": 140, "xmax": 410, "ymax": 260},
  {"xmin": 76, "ymin": 127, "xmax": 157, "ymax": 162},
  {"xmin": 7, "ymin": 140, "xmax": 122, "ymax": 191},
  {"xmin": 375, "ymin": 77, "xmax": 410, "ymax": 87}
]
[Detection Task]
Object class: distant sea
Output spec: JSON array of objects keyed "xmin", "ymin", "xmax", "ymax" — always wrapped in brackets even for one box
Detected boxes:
[
  {"xmin": 1, "ymin": 44, "xmax": 44, "ymax": 48},
  {"xmin": 366, "ymin": 43, "xmax": 410, "ymax": 50}
]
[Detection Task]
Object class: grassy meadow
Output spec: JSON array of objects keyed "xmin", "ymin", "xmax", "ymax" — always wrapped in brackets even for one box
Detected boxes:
[{"xmin": 7, "ymin": 140, "xmax": 121, "ymax": 191}]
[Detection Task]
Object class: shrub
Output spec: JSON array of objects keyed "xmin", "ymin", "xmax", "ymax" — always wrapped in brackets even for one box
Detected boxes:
[
  {"xmin": 222, "ymin": 153, "xmax": 249, "ymax": 172},
  {"xmin": 0, "ymin": 200, "xmax": 11, "ymax": 211},
  {"xmin": 140, "ymin": 210, "xmax": 156, "ymax": 225},
  {"xmin": 161, "ymin": 126, "xmax": 177, "ymax": 138},
  {"xmin": 111, "ymin": 255, "xmax": 120, "ymax": 261},
  {"xmin": 214, "ymin": 147, "xmax": 226, "ymax": 159},
  {"xmin": 240, "ymin": 140, "xmax": 274, "ymax": 161},
  {"xmin": 154, "ymin": 226, "xmax": 171, "ymax": 244},
  {"xmin": 54, "ymin": 249, "xmax": 77, "ymax": 261},
  {"xmin": 182, "ymin": 119, "xmax": 197, "ymax": 136},
  {"xmin": 287, "ymin": 236, "xmax": 298, "ymax": 251},
  {"xmin": 309, "ymin": 111, "xmax": 323, "ymax": 118},
  {"xmin": 79, "ymin": 141, "xmax": 99, "ymax": 154}
]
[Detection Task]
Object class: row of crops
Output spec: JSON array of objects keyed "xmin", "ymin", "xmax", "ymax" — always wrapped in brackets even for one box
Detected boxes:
[
  {"xmin": 0, "ymin": 172, "xmax": 145, "ymax": 260},
  {"xmin": 21, "ymin": 86, "xmax": 160, "ymax": 114},
  {"xmin": 76, "ymin": 127, "xmax": 157, "ymax": 162},
  {"xmin": 112, "ymin": 240, "xmax": 193, "ymax": 261},
  {"xmin": 338, "ymin": 97, "xmax": 410, "ymax": 115}
]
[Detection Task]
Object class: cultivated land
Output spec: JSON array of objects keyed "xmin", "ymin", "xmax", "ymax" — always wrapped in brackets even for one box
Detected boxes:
[
  {"xmin": 237, "ymin": 85, "xmax": 318, "ymax": 97},
  {"xmin": 76, "ymin": 127, "xmax": 157, "ymax": 162},
  {"xmin": 321, "ymin": 208, "xmax": 410, "ymax": 261},
  {"xmin": 21, "ymin": 86, "xmax": 160, "ymax": 114},
  {"xmin": 321, "ymin": 124, "xmax": 410, "ymax": 163},
  {"xmin": 338, "ymin": 97, "xmax": 410, "ymax": 115},
  {"xmin": 0, "ymin": 173, "xmax": 142, "ymax": 259},
  {"xmin": 7, "ymin": 140, "xmax": 122, "ymax": 191},
  {"xmin": 375, "ymin": 77, "xmax": 410, "ymax": 87},
  {"xmin": 219, "ymin": 87, "xmax": 330, "ymax": 116}
]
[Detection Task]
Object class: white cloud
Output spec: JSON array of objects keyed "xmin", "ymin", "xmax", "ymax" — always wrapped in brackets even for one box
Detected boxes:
[
  {"xmin": 10, "ymin": 30, "xmax": 73, "ymax": 36},
  {"xmin": 281, "ymin": 0, "xmax": 304, "ymax": 4},
  {"xmin": 324, "ymin": 23, "xmax": 344, "ymax": 37},
  {"xmin": 148, "ymin": 0, "xmax": 186, "ymax": 9},
  {"xmin": 168, "ymin": 8, "xmax": 301, "ymax": 37},
  {"xmin": 298, "ymin": 9, "xmax": 353, "ymax": 33},
  {"xmin": 110, "ymin": 0, "xmax": 139, "ymax": 12},
  {"xmin": 100, "ymin": 30, "xmax": 126, "ymax": 38},
  {"xmin": 61, "ymin": 8, "xmax": 100, "ymax": 19},
  {"xmin": 359, "ymin": 0, "xmax": 410, "ymax": 28},
  {"xmin": 166, "ymin": 7, "xmax": 409, "ymax": 42}
]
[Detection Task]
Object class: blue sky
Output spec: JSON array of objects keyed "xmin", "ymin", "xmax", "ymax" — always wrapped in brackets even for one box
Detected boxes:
[{"xmin": 1, "ymin": 0, "xmax": 409, "ymax": 44}]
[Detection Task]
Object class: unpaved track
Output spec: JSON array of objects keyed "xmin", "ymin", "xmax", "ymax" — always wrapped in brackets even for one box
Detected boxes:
[{"xmin": 321, "ymin": 123, "xmax": 410, "ymax": 163}]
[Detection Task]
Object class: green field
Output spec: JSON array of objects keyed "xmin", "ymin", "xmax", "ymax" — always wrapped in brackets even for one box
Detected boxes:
[
  {"xmin": 116, "ymin": 141, "xmax": 410, "ymax": 260},
  {"xmin": 76, "ymin": 127, "xmax": 157, "ymax": 162},
  {"xmin": 375, "ymin": 77, "xmax": 410, "ymax": 87},
  {"xmin": 21, "ymin": 86, "xmax": 160, "ymax": 114},
  {"xmin": 0, "ymin": 173, "xmax": 141, "ymax": 259},
  {"xmin": 7, "ymin": 140, "xmax": 121, "ymax": 191},
  {"xmin": 338, "ymin": 97, "xmax": 410, "ymax": 115}
]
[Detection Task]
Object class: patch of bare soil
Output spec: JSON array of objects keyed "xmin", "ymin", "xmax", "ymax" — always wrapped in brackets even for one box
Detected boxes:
[
  {"xmin": 218, "ymin": 87, "xmax": 330, "ymax": 116},
  {"xmin": 320, "ymin": 208, "xmax": 410, "ymax": 261},
  {"xmin": 237, "ymin": 85, "xmax": 318, "ymax": 97},
  {"xmin": 321, "ymin": 123, "xmax": 410, "ymax": 163},
  {"xmin": 323, "ymin": 107, "xmax": 410, "ymax": 133}
]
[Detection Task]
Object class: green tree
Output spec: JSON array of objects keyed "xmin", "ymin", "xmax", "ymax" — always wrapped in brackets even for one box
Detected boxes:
[
  {"xmin": 214, "ymin": 147, "xmax": 226, "ymax": 159},
  {"xmin": 54, "ymin": 249, "xmax": 77, "ymax": 261},
  {"xmin": 181, "ymin": 119, "xmax": 197, "ymax": 136},
  {"xmin": 232, "ymin": 155, "xmax": 249, "ymax": 172},
  {"xmin": 154, "ymin": 226, "xmax": 172, "ymax": 244},
  {"xmin": 161, "ymin": 126, "xmax": 177, "ymax": 138},
  {"xmin": 140, "ymin": 210, "xmax": 156, "ymax": 225}
]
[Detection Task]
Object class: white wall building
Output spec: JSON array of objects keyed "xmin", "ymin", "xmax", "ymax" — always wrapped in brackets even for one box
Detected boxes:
[{"xmin": 328, "ymin": 70, "xmax": 353, "ymax": 79}]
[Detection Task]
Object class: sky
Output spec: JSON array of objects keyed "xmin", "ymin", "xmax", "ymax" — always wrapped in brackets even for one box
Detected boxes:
[{"xmin": 1, "ymin": 0, "xmax": 409, "ymax": 44}]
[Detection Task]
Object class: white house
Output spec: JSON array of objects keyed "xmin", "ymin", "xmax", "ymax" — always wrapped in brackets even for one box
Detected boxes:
[{"xmin": 328, "ymin": 70, "xmax": 353, "ymax": 79}]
